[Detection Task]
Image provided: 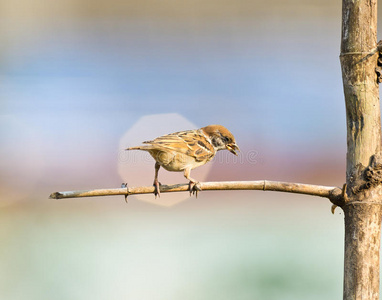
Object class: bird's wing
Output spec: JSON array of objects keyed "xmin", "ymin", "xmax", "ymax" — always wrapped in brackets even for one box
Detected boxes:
[{"xmin": 143, "ymin": 129, "xmax": 215, "ymax": 162}]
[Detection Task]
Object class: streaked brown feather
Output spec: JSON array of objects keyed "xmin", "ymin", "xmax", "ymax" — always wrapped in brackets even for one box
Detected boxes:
[{"xmin": 138, "ymin": 129, "xmax": 215, "ymax": 162}]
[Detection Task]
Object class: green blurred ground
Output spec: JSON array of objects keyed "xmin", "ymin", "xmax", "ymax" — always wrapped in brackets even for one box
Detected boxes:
[{"xmin": 0, "ymin": 193, "xmax": 343, "ymax": 300}]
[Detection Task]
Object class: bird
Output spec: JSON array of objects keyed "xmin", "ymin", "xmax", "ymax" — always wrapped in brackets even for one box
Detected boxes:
[{"xmin": 125, "ymin": 124, "xmax": 239, "ymax": 197}]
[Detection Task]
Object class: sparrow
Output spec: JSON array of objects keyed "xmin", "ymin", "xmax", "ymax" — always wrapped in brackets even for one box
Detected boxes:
[{"xmin": 125, "ymin": 124, "xmax": 239, "ymax": 197}]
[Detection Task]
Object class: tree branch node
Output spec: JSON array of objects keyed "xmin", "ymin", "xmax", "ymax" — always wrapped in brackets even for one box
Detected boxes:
[
  {"xmin": 329, "ymin": 185, "xmax": 346, "ymax": 208},
  {"xmin": 347, "ymin": 154, "xmax": 382, "ymax": 196}
]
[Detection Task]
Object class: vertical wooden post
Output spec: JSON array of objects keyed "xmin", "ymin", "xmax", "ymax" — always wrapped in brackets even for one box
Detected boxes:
[{"xmin": 340, "ymin": 0, "xmax": 382, "ymax": 299}]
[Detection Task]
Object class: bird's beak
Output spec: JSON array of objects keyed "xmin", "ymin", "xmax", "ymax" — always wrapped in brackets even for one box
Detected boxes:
[{"xmin": 226, "ymin": 143, "xmax": 240, "ymax": 156}]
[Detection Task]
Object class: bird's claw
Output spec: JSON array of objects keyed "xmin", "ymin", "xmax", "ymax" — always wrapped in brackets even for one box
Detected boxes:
[
  {"xmin": 153, "ymin": 180, "xmax": 162, "ymax": 198},
  {"xmin": 189, "ymin": 181, "xmax": 202, "ymax": 198}
]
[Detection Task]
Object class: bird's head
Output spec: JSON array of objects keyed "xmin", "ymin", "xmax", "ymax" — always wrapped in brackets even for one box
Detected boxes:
[{"xmin": 201, "ymin": 125, "xmax": 240, "ymax": 155}]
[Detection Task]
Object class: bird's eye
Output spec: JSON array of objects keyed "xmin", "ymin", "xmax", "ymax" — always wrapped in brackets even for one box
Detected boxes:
[{"xmin": 221, "ymin": 135, "xmax": 230, "ymax": 144}]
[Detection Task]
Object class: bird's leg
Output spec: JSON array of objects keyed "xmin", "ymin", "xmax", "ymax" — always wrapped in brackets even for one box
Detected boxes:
[
  {"xmin": 184, "ymin": 168, "xmax": 202, "ymax": 197},
  {"xmin": 153, "ymin": 162, "xmax": 161, "ymax": 198}
]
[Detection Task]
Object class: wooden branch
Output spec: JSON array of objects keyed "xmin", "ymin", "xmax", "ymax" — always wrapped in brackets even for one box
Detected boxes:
[{"xmin": 49, "ymin": 180, "xmax": 343, "ymax": 202}]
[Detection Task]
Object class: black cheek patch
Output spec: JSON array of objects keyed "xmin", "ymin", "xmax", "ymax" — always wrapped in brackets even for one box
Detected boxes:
[{"xmin": 211, "ymin": 137, "xmax": 220, "ymax": 148}]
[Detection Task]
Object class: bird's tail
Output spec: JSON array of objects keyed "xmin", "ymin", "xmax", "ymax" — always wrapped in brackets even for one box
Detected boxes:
[
  {"xmin": 125, "ymin": 146, "xmax": 144, "ymax": 151},
  {"xmin": 125, "ymin": 145, "xmax": 155, "ymax": 151}
]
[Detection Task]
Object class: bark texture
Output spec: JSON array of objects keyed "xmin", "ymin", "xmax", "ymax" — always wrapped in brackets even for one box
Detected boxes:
[
  {"xmin": 340, "ymin": 0, "xmax": 382, "ymax": 299},
  {"xmin": 343, "ymin": 203, "xmax": 382, "ymax": 300},
  {"xmin": 341, "ymin": 0, "xmax": 380, "ymax": 172}
]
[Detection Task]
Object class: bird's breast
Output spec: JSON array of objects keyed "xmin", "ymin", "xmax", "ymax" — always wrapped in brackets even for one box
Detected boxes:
[{"xmin": 148, "ymin": 150, "xmax": 209, "ymax": 172}]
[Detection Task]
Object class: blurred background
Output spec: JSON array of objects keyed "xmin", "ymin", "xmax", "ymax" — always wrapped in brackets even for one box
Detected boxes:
[{"xmin": 1, "ymin": 0, "xmax": 378, "ymax": 299}]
